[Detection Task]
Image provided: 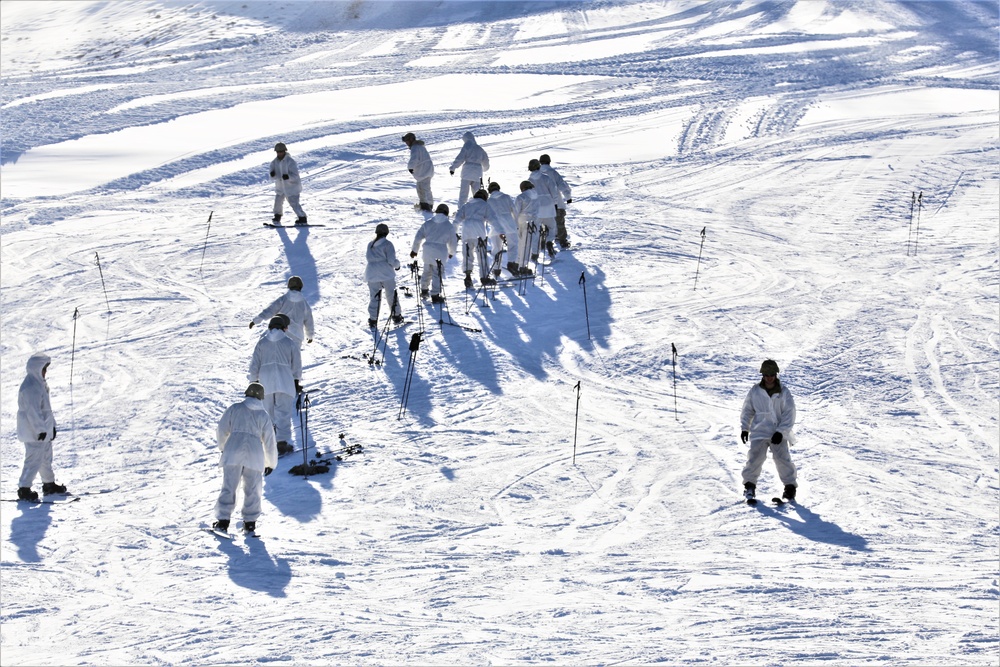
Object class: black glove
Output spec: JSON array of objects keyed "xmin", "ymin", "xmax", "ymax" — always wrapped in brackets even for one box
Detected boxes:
[
  {"xmin": 566, "ymin": 198, "xmax": 572, "ymax": 204},
  {"xmin": 307, "ymin": 338, "xmax": 313, "ymax": 344},
  {"xmin": 249, "ymin": 321, "xmax": 255, "ymax": 329},
  {"xmin": 450, "ymin": 170, "xmax": 455, "ymax": 175},
  {"xmin": 264, "ymin": 467, "xmax": 273, "ymax": 477},
  {"xmin": 409, "ymin": 169, "xmax": 414, "ymax": 174},
  {"xmin": 295, "ymin": 380, "xmax": 303, "ymax": 394},
  {"xmin": 410, "ymin": 251, "xmax": 418, "ymax": 258},
  {"xmin": 740, "ymin": 430, "xmax": 748, "ymax": 444},
  {"xmin": 38, "ymin": 432, "xmax": 46, "ymax": 441},
  {"xmin": 270, "ymin": 170, "xmax": 275, "ymax": 177},
  {"xmin": 771, "ymin": 431, "xmax": 783, "ymax": 444},
  {"xmin": 282, "ymin": 174, "xmax": 289, "ymax": 180},
  {"xmin": 52, "ymin": 426, "xmax": 56, "ymax": 441}
]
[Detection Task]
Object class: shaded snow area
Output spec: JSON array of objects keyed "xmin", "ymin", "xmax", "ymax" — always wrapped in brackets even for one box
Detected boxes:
[{"xmin": 1, "ymin": 1, "xmax": 998, "ymax": 664}]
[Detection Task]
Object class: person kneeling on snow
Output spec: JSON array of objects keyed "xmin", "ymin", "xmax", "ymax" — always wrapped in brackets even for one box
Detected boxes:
[
  {"xmin": 740, "ymin": 359, "xmax": 798, "ymax": 503},
  {"xmin": 214, "ymin": 383, "xmax": 278, "ymax": 534}
]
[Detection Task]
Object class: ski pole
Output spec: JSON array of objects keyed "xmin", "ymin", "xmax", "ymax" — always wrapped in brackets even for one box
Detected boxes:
[
  {"xmin": 914, "ymin": 192, "xmax": 923, "ymax": 256},
  {"xmin": 572, "ymin": 381, "xmax": 582, "ymax": 464},
  {"xmin": 906, "ymin": 192, "xmax": 915, "ymax": 256},
  {"xmin": 399, "ymin": 332, "xmax": 421, "ymax": 419},
  {"xmin": 693, "ymin": 226, "xmax": 706, "ymax": 290},
  {"xmin": 95, "ymin": 251, "xmax": 111, "ymax": 314},
  {"xmin": 579, "ymin": 271, "xmax": 591, "ymax": 340},
  {"xmin": 199, "ymin": 211, "xmax": 214, "ymax": 275},
  {"xmin": 70, "ymin": 307, "xmax": 80, "ymax": 387},
  {"xmin": 671, "ymin": 343, "xmax": 678, "ymax": 421}
]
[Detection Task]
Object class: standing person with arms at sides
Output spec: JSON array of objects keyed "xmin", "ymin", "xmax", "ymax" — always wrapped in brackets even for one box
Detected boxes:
[
  {"xmin": 249, "ymin": 317, "xmax": 303, "ymax": 456},
  {"xmin": 402, "ymin": 132, "xmax": 435, "ymax": 212},
  {"xmin": 485, "ymin": 181, "xmax": 520, "ymax": 276},
  {"xmin": 539, "ymin": 153, "xmax": 573, "ymax": 249},
  {"xmin": 365, "ymin": 223, "xmax": 404, "ymax": 328},
  {"xmin": 16, "ymin": 353, "xmax": 66, "ymax": 501},
  {"xmin": 740, "ymin": 359, "xmax": 798, "ymax": 505},
  {"xmin": 411, "ymin": 204, "xmax": 457, "ymax": 304},
  {"xmin": 270, "ymin": 142, "xmax": 307, "ymax": 225},
  {"xmin": 454, "ymin": 189, "xmax": 494, "ymax": 288},
  {"xmin": 449, "ymin": 131, "xmax": 490, "ymax": 207}
]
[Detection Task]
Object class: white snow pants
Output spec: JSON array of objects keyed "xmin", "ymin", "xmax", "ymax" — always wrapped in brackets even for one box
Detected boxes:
[
  {"xmin": 457, "ymin": 178, "xmax": 479, "ymax": 207},
  {"xmin": 368, "ymin": 280, "xmax": 402, "ymax": 320},
  {"xmin": 420, "ymin": 248, "xmax": 448, "ymax": 295},
  {"xmin": 263, "ymin": 392, "xmax": 295, "ymax": 444},
  {"xmin": 415, "ymin": 178, "xmax": 433, "ymax": 208},
  {"xmin": 273, "ymin": 193, "xmax": 306, "ymax": 218},
  {"xmin": 742, "ymin": 439, "xmax": 797, "ymax": 486},
  {"xmin": 19, "ymin": 440, "xmax": 54, "ymax": 488},
  {"xmin": 215, "ymin": 464, "xmax": 263, "ymax": 522}
]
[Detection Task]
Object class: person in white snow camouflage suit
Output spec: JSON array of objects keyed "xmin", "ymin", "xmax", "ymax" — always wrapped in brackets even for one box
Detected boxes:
[
  {"xmin": 16, "ymin": 353, "xmax": 67, "ymax": 501},
  {"xmin": 740, "ymin": 359, "xmax": 798, "ymax": 502},
  {"xmin": 213, "ymin": 382, "xmax": 278, "ymax": 534},
  {"xmin": 454, "ymin": 189, "xmax": 495, "ymax": 287},
  {"xmin": 410, "ymin": 204, "xmax": 457, "ymax": 303},
  {"xmin": 249, "ymin": 316, "xmax": 302, "ymax": 455},
  {"xmin": 539, "ymin": 153, "xmax": 573, "ymax": 248},
  {"xmin": 527, "ymin": 158, "xmax": 559, "ymax": 257},
  {"xmin": 449, "ymin": 131, "xmax": 490, "ymax": 207},
  {"xmin": 402, "ymin": 132, "xmax": 434, "ymax": 212},
  {"xmin": 365, "ymin": 223, "xmax": 404, "ymax": 327},
  {"xmin": 249, "ymin": 276, "xmax": 315, "ymax": 350},
  {"xmin": 269, "ymin": 142, "xmax": 307, "ymax": 225},
  {"xmin": 485, "ymin": 181, "xmax": 519, "ymax": 275},
  {"xmin": 512, "ymin": 180, "xmax": 540, "ymax": 275}
]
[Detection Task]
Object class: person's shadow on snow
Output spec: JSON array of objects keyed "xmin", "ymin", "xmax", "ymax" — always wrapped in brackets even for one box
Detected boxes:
[
  {"xmin": 8, "ymin": 503, "xmax": 53, "ymax": 562},
  {"xmin": 274, "ymin": 226, "xmax": 319, "ymax": 305},
  {"xmin": 759, "ymin": 502, "xmax": 870, "ymax": 551},
  {"xmin": 216, "ymin": 535, "xmax": 292, "ymax": 597}
]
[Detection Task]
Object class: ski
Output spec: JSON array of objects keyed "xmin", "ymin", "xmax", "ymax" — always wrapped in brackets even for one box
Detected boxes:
[
  {"xmin": 263, "ymin": 223, "xmax": 326, "ymax": 228},
  {"xmin": 202, "ymin": 527, "xmax": 234, "ymax": 540},
  {"xmin": 2, "ymin": 496, "xmax": 81, "ymax": 504},
  {"xmin": 333, "ymin": 443, "xmax": 364, "ymax": 461}
]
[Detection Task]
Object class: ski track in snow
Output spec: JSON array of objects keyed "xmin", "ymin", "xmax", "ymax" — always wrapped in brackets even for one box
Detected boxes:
[{"xmin": 1, "ymin": 1, "xmax": 998, "ymax": 664}]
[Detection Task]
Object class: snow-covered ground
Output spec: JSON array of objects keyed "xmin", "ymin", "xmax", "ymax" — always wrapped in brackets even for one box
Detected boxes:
[{"xmin": 1, "ymin": 1, "xmax": 997, "ymax": 664}]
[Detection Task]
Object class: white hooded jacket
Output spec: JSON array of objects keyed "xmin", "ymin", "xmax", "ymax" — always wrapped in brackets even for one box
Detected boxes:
[
  {"xmin": 486, "ymin": 190, "xmax": 518, "ymax": 239},
  {"xmin": 17, "ymin": 353, "xmax": 55, "ymax": 443},
  {"xmin": 217, "ymin": 397, "xmax": 278, "ymax": 472},
  {"xmin": 528, "ymin": 169, "xmax": 557, "ymax": 218},
  {"xmin": 253, "ymin": 290, "xmax": 315, "ymax": 344},
  {"xmin": 365, "ymin": 236, "xmax": 401, "ymax": 283},
  {"xmin": 540, "ymin": 164, "xmax": 572, "ymax": 208},
  {"xmin": 514, "ymin": 187, "xmax": 539, "ymax": 225},
  {"xmin": 270, "ymin": 154, "xmax": 302, "ymax": 196},
  {"xmin": 407, "ymin": 140, "xmax": 434, "ymax": 181},
  {"xmin": 454, "ymin": 197, "xmax": 489, "ymax": 241},
  {"xmin": 412, "ymin": 213, "xmax": 457, "ymax": 262},
  {"xmin": 740, "ymin": 381, "xmax": 797, "ymax": 444},
  {"xmin": 249, "ymin": 329, "xmax": 302, "ymax": 397},
  {"xmin": 449, "ymin": 132, "xmax": 490, "ymax": 182}
]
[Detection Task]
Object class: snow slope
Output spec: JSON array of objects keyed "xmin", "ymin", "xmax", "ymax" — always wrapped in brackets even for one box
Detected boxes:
[{"xmin": 1, "ymin": 1, "xmax": 998, "ymax": 664}]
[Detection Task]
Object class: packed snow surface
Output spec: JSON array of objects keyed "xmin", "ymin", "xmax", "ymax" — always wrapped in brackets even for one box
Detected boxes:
[{"xmin": 1, "ymin": 1, "xmax": 997, "ymax": 664}]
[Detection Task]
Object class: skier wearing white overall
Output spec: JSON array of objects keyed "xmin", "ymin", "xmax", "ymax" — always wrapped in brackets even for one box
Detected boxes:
[
  {"xmin": 403, "ymin": 132, "xmax": 435, "ymax": 212},
  {"xmin": 365, "ymin": 223, "xmax": 403, "ymax": 327},
  {"xmin": 485, "ymin": 181, "xmax": 519, "ymax": 276},
  {"xmin": 269, "ymin": 142, "xmax": 307, "ymax": 224},
  {"xmin": 740, "ymin": 359, "xmax": 798, "ymax": 503},
  {"xmin": 449, "ymin": 131, "xmax": 490, "ymax": 207},
  {"xmin": 213, "ymin": 383, "xmax": 278, "ymax": 534},
  {"xmin": 249, "ymin": 317, "xmax": 302, "ymax": 455},
  {"xmin": 410, "ymin": 204, "xmax": 457, "ymax": 302},
  {"xmin": 16, "ymin": 353, "xmax": 66, "ymax": 500},
  {"xmin": 249, "ymin": 276, "xmax": 315, "ymax": 350},
  {"xmin": 454, "ymin": 190, "xmax": 494, "ymax": 287}
]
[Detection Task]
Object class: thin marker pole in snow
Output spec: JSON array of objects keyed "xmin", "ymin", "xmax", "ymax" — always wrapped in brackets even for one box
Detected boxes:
[
  {"xmin": 906, "ymin": 192, "xmax": 916, "ymax": 256},
  {"xmin": 199, "ymin": 211, "xmax": 214, "ymax": 274},
  {"xmin": 94, "ymin": 252, "xmax": 111, "ymax": 314},
  {"xmin": 694, "ymin": 227, "xmax": 706, "ymax": 290},
  {"xmin": 572, "ymin": 381, "xmax": 582, "ymax": 464},
  {"xmin": 579, "ymin": 271, "xmax": 591, "ymax": 340},
  {"xmin": 913, "ymin": 192, "xmax": 923, "ymax": 256},
  {"xmin": 671, "ymin": 343, "xmax": 678, "ymax": 421}
]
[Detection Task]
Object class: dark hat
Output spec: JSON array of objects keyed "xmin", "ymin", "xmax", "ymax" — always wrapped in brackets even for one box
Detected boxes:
[
  {"xmin": 528, "ymin": 159, "xmax": 541, "ymax": 171},
  {"xmin": 274, "ymin": 142, "xmax": 287, "ymax": 152},
  {"xmin": 760, "ymin": 360, "xmax": 780, "ymax": 375},
  {"xmin": 519, "ymin": 180, "xmax": 534, "ymax": 191},
  {"xmin": 245, "ymin": 382, "xmax": 265, "ymax": 400},
  {"xmin": 487, "ymin": 181, "xmax": 500, "ymax": 192},
  {"xmin": 473, "ymin": 189, "xmax": 489, "ymax": 201},
  {"xmin": 278, "ymin": 313, "xmax": 291, "ymax": 328},
  {"xmin": 435, "ymin": 204, "xmax": 449, "ymax": 215},
  {"xmin": 287, "ymin": 276, "xmax": 303, "ymax": 291},
  {"xmin": 268, "ymin": 316, "xmax": 287, "ymax": 330},
  {"xmin": 539, "ymin": 153, "xmax": 551, "ymax": 164},
  {"xmin": 375, "ymin": 223, "xmax": 390, "ymax": 237},
  {"xmin": 402, "ymin": 132, "xmax": 415, "ymax": 143}
]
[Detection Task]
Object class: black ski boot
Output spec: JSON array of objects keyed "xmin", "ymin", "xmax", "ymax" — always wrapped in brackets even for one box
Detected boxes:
[
  {"xmin": 212, "ymin": 519, "xmax": 230, "ymax": 532},
  {"xmin": 546, "ymin": 241, "xmax": 558, "ymax": 256},
  {"xmin": 392, "ymin": 314, "xmax": 405, "ymax": 325},
  {"xmin": 431, "ymin": 294, "xmax": 444, "ymax": 304},
  {"xmin": 17, "ymin": 487, "xmax": 38, "ymax": 501},
  {"xmin": 367, "ymin": 319, "xmax": 378, "ymax": 328},
  {"xmin": 743, "ymin": 482, "xmax": 757, "ymax": 505},
  {"xmin": 295, "ymin": 216, "xmax": 307, "ymax": 225},
  {"xmin": 243, "ymin": 521, "xmax": 256, "ymax": 533},
  {"xmin": 277, "ymin": 441, "xmax": 294, "ymax": 455},
  {"xmin": 420, "ymin": 289, "xmax": 429, "ymax": 298},
  {"xmin": 783, "ymin": 484, "xmax": 797, "ymax": 502},
  {"xmin": 464, "ymin": 272, "xmax": 473, "ymax": 289},
  {"xmin": 506, "ymin": 261, "xmax": 520, "ymax": 274},
  {"xmin": 42, "ymin": 482, "xmax": 67, "ymax": 496},
  {"xmin": 272, "ymin": 214, "xmax": 282, "ymax": 223}
]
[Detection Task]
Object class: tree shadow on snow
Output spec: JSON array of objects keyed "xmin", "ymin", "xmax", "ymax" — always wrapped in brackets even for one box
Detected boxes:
[
  {"xmin": 7, "ymin": 503, "xmax": 53, "ymax": 563},
  {"xmin": 215, "ymin": 535, "xmax": 292, "ymax": 597},
  {"xmin": 274, "ymin": 226, "xmax": 320, "ymax": 304},
  {"xmin": 758, "ymin": 502, "xmax": 870, "ymax": 552}
]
